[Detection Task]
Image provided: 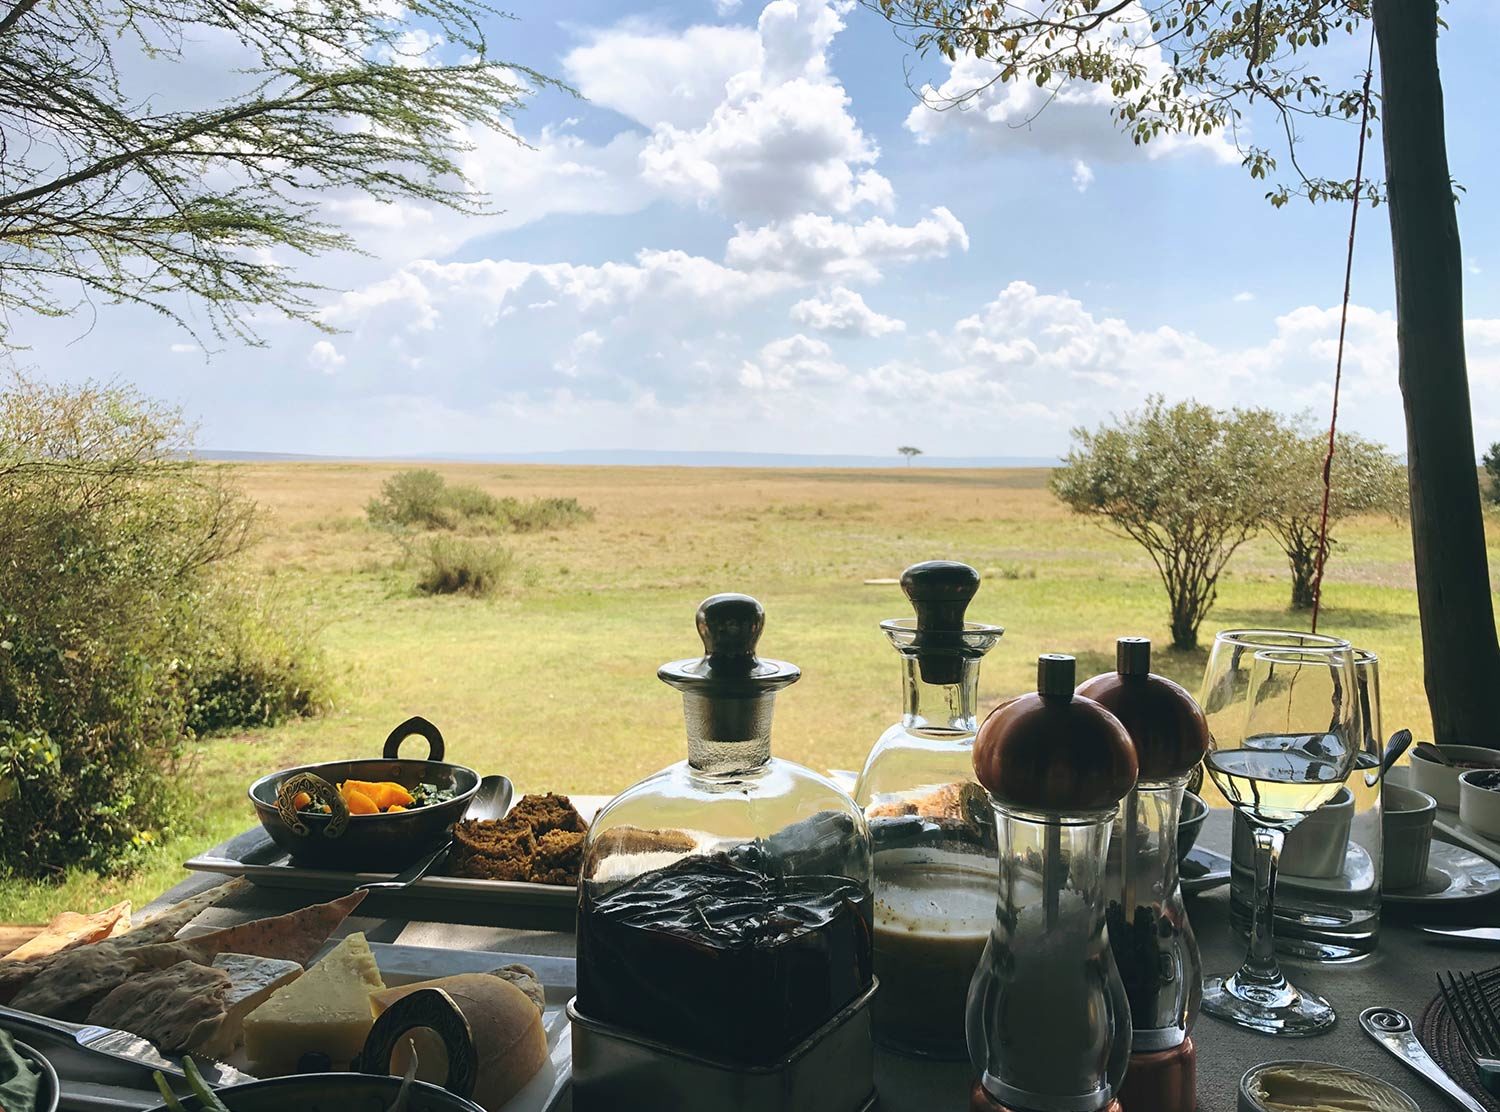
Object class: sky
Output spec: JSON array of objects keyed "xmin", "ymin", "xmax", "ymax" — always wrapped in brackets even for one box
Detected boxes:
[{"xmin": 9, "ymin": 1, "xmax": 1500, "ymax": 459}]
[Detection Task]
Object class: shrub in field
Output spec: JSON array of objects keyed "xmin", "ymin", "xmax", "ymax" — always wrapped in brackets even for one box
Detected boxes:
[
  {"xmin": 1052, "ymin": 396, "xmax": 1281, "ymax": 651},
  {"xmin": 367, "ymin": 469, "xmax": 451, "ymax": 529},
  {"xmin": 182, "ymin": 575, "xmax": 328, "ymax": 735},
  {"xmin": 368, "ymin": 470, "xmax": 586, "ymax": 533},
  {"xmin": 1262, "ymin": 423, "xmax": 1408, "ymax": 610},
  {"xmin": 1485, "ymin": 443, "xmax": 1500, "ymax": 506},
  {"xmin": 414, "ymin": 537, "xmax": 516, "ymax": 597},
  {"xmin": 0, "ymin": 377, "xmax": 326, "ymax": 879},
  {"xmin": 497, "ymin": 495, "xmax": 594, "ymax": 533}
]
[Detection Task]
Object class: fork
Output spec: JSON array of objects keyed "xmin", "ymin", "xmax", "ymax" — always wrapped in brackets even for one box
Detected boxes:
[{"xmin": 1439, "ymin": 968, "xmax": 1500, "ymax": 1099}]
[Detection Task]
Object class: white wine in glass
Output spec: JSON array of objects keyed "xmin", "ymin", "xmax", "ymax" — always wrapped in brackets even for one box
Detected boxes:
[{"xmin": 1199, "ymin": 633, "xmax": 1359, "ymax": 1036}]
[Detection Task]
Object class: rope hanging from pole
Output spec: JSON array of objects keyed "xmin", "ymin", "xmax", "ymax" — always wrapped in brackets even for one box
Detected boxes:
[{"xmin": 1310, "ymin": 30, "xmax": 1378, "ymax": 634}]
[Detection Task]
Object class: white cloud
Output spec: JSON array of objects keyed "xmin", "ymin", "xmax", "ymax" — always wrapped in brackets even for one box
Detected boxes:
[
  {"xmin": 791, "ymin": 287, "xmax": 905, "ymax": 336},
  {"xmin": 1233, "ymin": 291, "xmax": 1256, "ymax": 303},
  {"xmin": 563, "ymin": 24, "xmax": 760, "ymax": 130},
  {"xmin": 1072, "ymin": 160, "xmax": 1094, "ymax": 193},
  {"xmin": 739, "ymin": 333, "xmax": 848, "ymax": 389},
  {"xmin": 725, "ymin": 207, "xmax": 969, "ymax": 280},
  {"xmin": 169, "ymin": 342, "xmax": 200, "ymax": 354},
  {"xmin": 905, "ymin": 12, "xmax": 1239, "ymax": 169},
  {"xmin": 323, "ymin": 248, "xmax": 800, "ymax": 332},
  {"xmin": 634, "ymin": 0, "xmax": 893, "ymax": 219},
  {"xmin": 308, "ymin": 339, "xmax": 346, "ymax": 372}
]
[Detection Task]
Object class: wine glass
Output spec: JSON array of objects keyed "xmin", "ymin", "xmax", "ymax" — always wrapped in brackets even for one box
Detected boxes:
[{"xmin": 1198, "ymin": 629, "xmax": 1359, "ymax": 1035}]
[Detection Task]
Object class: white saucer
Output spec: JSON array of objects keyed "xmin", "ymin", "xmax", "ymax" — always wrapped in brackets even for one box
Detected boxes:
[{"xmin": 1383, "ymin": 841, "xmax": 1500, "ymax": 904}]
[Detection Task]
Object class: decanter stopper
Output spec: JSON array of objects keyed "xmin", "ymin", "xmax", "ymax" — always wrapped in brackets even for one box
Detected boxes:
[
  {"xmin": 902, "ymin": 560, "xmax": 982, "ymax": 685},
  {"xmin": 659, "ymin": 594, "xmax": 800, "ymax": 745}
]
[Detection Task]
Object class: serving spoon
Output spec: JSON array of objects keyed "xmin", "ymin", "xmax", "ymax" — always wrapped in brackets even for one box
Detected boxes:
[{"xmin": 359, "ymin": 774, "xmax": 512, "ymax": 892}]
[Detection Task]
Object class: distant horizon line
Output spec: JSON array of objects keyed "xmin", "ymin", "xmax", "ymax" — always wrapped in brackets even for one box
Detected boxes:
[{"xmin": 189, "ymin": 448, "xmax": 1065, "ymax": 469}]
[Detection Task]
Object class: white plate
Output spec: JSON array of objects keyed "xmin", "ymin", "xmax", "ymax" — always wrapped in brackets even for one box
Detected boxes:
[{"xmin": 1382, "ymin": 841, "xmax": 1500, "ymax": 904}]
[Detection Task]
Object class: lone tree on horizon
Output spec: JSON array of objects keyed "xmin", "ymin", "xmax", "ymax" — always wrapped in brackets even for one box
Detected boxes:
[
  {"xmin": 0, "ymin": 0, "xmax": 559, "ymax": 348},
  {"xmin": 869, "ymin": 0, "xmax": 1500, "ymax": 745},
  {"xmin": 898, "ymin": 446, "xmax": 923, "ymax": 467}
]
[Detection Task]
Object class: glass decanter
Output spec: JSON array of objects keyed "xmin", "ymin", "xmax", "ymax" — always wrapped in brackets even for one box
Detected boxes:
[
  {"xmin": 967, "ymin": 654, "xmax": 1139, "ymax": 1112},
  {"xmin": 1079, "ymin": 638, "xmax": 1209, "ymax": 1112},
  {"xmin": 575, "ymin": 593, "xmax": 874, "ymax": 1068},
  {"xmin": 852, "ymin": 560, "xmax": 1003, "ymax": 1059}
]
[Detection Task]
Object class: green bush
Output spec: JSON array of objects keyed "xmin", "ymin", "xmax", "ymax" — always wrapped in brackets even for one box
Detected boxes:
[
  {"xmin": 497, "ymin": 495, "xmax": 595, "ymax": 533},
  {"xmin": 367, "ymin": 470, "xmax": 593, "ymax": 535},
  {"xmin": 0, "ymin": 377, "xmax": 326, "ymax": 879},
  {"xmin": 414, "ymin": 537, "xmax": 516, "ymax": 597},
  {"xmin": 182, "ymin": 576, "xmax": 329, "ymax": 735},
  {"xmin": 367, "ymin": 468, "xmax": 450, "ymax": 529}
]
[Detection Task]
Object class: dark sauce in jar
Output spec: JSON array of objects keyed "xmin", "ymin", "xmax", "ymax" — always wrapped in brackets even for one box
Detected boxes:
[{"xmin": 577, "ymin": 853, "xmax": 873, "ymax": 1064}]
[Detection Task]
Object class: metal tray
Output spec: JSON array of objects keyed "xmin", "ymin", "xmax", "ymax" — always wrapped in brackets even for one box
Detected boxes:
[
  {"xmin": 0, "ymin": 943, "xmax": 575, "ymax": 1112},
  {"xmin": 568, "ymin": 980, "xmax": 877, "ymax": 1112},
  {"xmin": 185, "ymin": 827, "xmax": 578, "ymax": 932}
]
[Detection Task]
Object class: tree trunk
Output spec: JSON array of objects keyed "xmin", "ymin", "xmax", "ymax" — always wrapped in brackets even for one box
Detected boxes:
[{"xmin": 1374, "ymin": 0, "xmax": 1500, "ymax": 745}]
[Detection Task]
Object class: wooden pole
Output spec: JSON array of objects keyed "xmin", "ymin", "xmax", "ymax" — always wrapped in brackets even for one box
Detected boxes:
[{"xmin": 1373, "ymin": 0, "xmax": 1500, "ymax": 745}]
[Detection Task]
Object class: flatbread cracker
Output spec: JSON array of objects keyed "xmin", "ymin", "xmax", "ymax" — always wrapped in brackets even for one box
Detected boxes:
[
  {"xmin": 3, "ymin": 902, "xmax": 132, "ymax": 962},
  {"xmin": 176, "ymin": 890, "xmax": 367, "ymax": 966},
  {"xmin": 88, "ymin": 960, "xmax": 231, "ymax": 1054},
  {"xmin": 120, "ymin": 879, "xmax": 251, "ymax": 946},
  {"xmin": 10, "ymin": 941, "xmax": 202, "ymax": 1020}
]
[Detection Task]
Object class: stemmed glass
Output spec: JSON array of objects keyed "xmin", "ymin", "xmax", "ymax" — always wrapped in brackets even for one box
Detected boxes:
[{"xmin": 1198, "ymin": 629, "xmax": 1360, "ymax": 1035}]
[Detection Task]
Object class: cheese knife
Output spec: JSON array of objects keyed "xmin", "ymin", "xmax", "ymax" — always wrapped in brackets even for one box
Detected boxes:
[
  {"xmin": 0, "ymin": 1003, "xmax": 256, "ymax": 1086},
  {"xmin": 1421, "ymin": 926, "xmax": 1500, "ymax": 946}
]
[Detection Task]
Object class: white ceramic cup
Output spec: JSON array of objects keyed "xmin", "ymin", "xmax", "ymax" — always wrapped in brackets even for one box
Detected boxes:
[
  {"xmin": 1408, "ymin": 744, "xmax": 1500, "ymax": 809},
  {"xmin": 1231, "ymin": 787, "xmax": 1353, "ymax": 879},
  {"xmin": 1458, "ymin": 768, "xmax": 1500, "ymax": 840},
  {"xmin": 1381, "ymin": 782, "xmax": 1437, "ymax": 891}
]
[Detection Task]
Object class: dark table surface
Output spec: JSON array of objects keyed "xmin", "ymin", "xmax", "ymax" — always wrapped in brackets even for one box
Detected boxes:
[{"xmin": 147, "ymin": 807, "xmax": 1500, "ymax": 1112}]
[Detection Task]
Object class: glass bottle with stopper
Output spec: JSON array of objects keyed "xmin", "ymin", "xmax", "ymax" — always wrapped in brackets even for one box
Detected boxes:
[
  {"xmin": 967, "ymin": 654, "xmax": 1139, "ymax": 1112},
  {"xmin": 1078, "ymin": 637, "xmax": 1210, "ymax": 1112},
  {"xmin": 571, "ymin": 594, "xmax": 875, "ymax": 1110},
  {"xmin": 852, "ymin": 559, "xmax": 1004, "ymax": 1059}
]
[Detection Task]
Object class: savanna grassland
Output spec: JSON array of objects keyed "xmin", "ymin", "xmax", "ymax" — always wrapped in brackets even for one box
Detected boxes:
[{"xmin": 4, "ymin": 462, "xmax": 1494, "ymax": 921}]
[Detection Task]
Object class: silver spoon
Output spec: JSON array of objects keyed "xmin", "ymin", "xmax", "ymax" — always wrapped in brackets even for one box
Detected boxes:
[
  {"xmin": 359, "ymin": 775, "xmax": 512, "ymax": 892},
  {"xmin": 1415, "ymin": 741, "xmax": 1453, "ymax": 766}
]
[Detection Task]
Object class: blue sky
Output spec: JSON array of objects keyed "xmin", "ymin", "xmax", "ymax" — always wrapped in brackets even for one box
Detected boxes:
[{"xmin": 10, "ymin": 1, "xmax": 1500, "ymax": 458}]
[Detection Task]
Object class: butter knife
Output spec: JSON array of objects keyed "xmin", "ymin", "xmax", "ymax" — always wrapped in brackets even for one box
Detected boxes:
[
  {"xmin": 1360, "ymin": 1007, "xmax": 1488, "ymax": 1112},
  {"xmin": 1421, "ymin": 927, "xmax": 1500, "ymax": 946},
  {"xmin": 0, "ymin": 1004, "xmax": 255, "ymax": 1086}
]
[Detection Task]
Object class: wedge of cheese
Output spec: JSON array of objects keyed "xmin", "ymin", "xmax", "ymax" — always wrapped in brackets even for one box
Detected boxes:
[
  {"xmin": 190, "ymin": 953, "xmax": 303, "ymax": 1058},
  {"xmin": 242, "ymin": 932, "xmax": 384, "ymax": 1075}
]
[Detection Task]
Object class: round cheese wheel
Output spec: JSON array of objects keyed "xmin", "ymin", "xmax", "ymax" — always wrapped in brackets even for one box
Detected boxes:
[{"xmin": 370, "ymin": 974, "xmax": 548, "ymax": 1110}]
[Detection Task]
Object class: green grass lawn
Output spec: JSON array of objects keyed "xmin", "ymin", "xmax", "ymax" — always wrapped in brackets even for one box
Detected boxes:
[{"xmin": 1, "ymin": 462, "xmax": 1492, "ymax": 923}]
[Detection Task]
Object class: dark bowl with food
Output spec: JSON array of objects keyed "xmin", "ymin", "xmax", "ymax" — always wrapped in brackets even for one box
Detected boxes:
[
  {"xmin": 1176, "ymin": 791, "xmax": 1208, "ymax": 862},
  {"xmin": 14, "ymin": 1039, "xmax": 60, "ymax": 1112},
  {"xmin": 144, "ymin": 1074, "xmax": 484, "ymax": 1112},
  {"xmin": 249, "ymin": 717, "xmax": 480, "ymax": 871}
]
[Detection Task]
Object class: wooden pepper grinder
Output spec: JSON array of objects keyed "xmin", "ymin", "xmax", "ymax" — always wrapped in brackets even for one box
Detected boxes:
[
  {"xmin": 1078, "ymin": 637, "xmax": 1211, "ymax": 1112},
  {"xmin": 967, "ymin": 654, "xmax": 1139, "ymax": 1112}
]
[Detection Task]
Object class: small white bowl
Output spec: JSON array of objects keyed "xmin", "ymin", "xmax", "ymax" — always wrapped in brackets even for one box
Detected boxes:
[
  {"xmin": 1382, "ymin": 783, "xmax": 1438, "ymax": 890},
  {"xmin": 1408, "ymin": 744, "xmax": 1500, "ymax": 809},
  {"xmin": 1459, "ymin": 768, "xmax": 1500, "ymax": 840}
]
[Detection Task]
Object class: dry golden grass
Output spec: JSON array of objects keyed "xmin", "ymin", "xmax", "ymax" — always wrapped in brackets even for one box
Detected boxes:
[{"xmin": 3, "ymin": 461, "xmax": 1494, "ymax": 922}]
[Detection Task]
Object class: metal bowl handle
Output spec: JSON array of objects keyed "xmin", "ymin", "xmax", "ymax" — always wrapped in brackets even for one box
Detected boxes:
[
  {"xmin": 357, "ymin": 987, "xmax": 477, "ymax": 1099},
  {"xmin": 384, "ymin": 716, "xmax": 445, "ymax": 762},
  {"xmin": 276, "ymin": 772, "xmax": 350, "ymax": 839}
]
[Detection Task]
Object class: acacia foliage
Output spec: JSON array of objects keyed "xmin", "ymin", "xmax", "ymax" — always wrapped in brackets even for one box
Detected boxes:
[
  {"xmin": 869, "ymin": 0, "xmax": 1381, "ymax": 206},
  {"xmin": 0, "ymin": 0, "xmax": 560, "ymax": 346}
]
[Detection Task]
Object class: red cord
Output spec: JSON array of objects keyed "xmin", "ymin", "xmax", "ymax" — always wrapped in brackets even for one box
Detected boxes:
[{"xmin": 1311, "ymin": 32, "xmax": 1377, "ymax": 633}]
